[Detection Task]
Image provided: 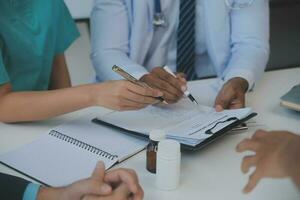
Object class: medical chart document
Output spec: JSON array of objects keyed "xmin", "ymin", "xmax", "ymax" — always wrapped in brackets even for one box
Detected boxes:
[{"xmin": 95, "ymin": 99, "xmax": 254, "ymax": 147}]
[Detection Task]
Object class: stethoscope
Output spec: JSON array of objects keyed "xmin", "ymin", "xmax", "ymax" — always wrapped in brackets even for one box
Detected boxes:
[
  {"xmin": 225, "ymin": 0, "xmax": 255, "ymax": 10},
  {"xmin": 152, "ymin": 0, "xmax": 255, "ymax": 27},
  {"xmin": 153, "ymin": 0, "xmax": 167, "ymax": 27}
]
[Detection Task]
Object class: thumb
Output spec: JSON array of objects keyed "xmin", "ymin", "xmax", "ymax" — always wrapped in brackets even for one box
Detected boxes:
[
  {"xmin": 229, "ymin": 92, "xmax": 245, "ymax": 109},
  {"xmin": 214, "ymin": 87, "xmax": 235, "ymax": 111},
  {"xmin": 214, "ymin": 94, "xmax": 231, "ymax": 111},
  {"xmin": 91, "ymin": 161, "xmax": 112, "ymax": 195},
  {"xmin": 91, "ymin": 161, "xmax": 105, "ymax": 181}
]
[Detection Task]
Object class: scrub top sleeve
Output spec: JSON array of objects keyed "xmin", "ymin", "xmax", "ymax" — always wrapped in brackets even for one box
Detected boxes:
[
  {"xmin": 22, "ymin": 183, "xmax": 41, "ymax": 200},
  {"xmin": 54, "ymin": 0, "xmax": 80, "ymax": 54},
  {"xmin": 0, "ymin": 40, "xmax": 10, "ymax": 86}
]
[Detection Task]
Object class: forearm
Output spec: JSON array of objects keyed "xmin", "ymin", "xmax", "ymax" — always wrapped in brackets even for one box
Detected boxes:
[
  {"xmin": 0, "ymin": 84, "xmax": 94, "ymax": 123},
  {"xmin": 226, "ymin": 0, "xmax": 269, "ymax": 91}
]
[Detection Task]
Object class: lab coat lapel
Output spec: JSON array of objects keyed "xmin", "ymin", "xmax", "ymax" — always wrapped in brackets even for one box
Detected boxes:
[
  {"xmin": 129, "ymin": 0, "xmax": 154, "ymax": 65},
  {"xmin": 203, "ymin": 0, "xmax": 230, "ymax": 74}
]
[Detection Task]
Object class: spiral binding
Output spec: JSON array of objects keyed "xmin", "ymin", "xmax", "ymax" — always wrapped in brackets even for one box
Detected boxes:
[{"xmin": 49, "ymin": 130, "xmax": 118, "ymax": 161}]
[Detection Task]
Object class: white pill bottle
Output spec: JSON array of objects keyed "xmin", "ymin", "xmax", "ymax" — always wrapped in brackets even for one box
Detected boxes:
[{"xmin": 156, "ymin": 139, "xmax": 181, "ymax": 190}]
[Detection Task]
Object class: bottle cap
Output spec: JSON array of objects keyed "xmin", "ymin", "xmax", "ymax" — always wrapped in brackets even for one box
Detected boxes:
[
  {"xmin": 157, "ymin": 139, "xmax": 180, "ymax": 160},
  {"xmin": 149, "ymin": 130, "xmax": 166, "ymax": 142}
]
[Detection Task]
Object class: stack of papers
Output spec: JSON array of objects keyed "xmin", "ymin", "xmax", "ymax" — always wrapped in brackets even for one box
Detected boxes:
[
  {"xmin": 280, "ymin": 84, "xmax": 300, "ymax": 112},
  {"xmin": 97, "ymin": 99, "xmax": 253, "ymax": 146}
]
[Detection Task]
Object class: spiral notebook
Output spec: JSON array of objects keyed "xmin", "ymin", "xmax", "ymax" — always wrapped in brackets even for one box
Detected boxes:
[{"xmin": 0, "ymin": 117, "xmax": 147, "ymax": 187}]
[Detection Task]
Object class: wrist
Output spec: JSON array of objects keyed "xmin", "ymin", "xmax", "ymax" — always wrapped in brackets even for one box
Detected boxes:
[
  {"xmin": 37, "ymin": 186, "xmax": 65, "ymax": 200},
  {"xmin": 227, "ymin": 77, "xmax": 249, "ymax": 93},
  {"xmin": 82, "ymin": 84, "xmax": 102, "ymax": 107},
  {"xmin": 86, "ymin": 83, "xmax": 110, "ymax": 108}
]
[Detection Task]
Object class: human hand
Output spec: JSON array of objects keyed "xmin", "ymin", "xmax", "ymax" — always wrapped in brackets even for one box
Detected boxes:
[
  {"xmin": 140, "ymin": 67, "xmax": 187, "ymax": 104},
  {"xmin": 214, "ymin": 77, "xmax": 249, "ymax": 111},
  {"xmin": 92, "ymin": 80, "xmax": 163, "ymax": 111},
  {"xmin": 83, "ymin": 183, "xmax": 133, "ymax": 200},
  {"xmin": 83, "ymin": 168, "xmax": 143, "ymax": 200},
  {"xmin": 37, "ymin": 162, "xmax": 112, "ymax": 200},
  {"xmin": 236, "ymin": 130, "xmax": 300, "ymax": 193},
  {"xmin": 103, "ymin": 168, "xmax": 144, "ymax": 200}
]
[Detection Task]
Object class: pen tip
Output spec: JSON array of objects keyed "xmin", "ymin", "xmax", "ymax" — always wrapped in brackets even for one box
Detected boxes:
[{"xmin": 188, "ymin": 95, "xmax": 198, "ymax": 105}]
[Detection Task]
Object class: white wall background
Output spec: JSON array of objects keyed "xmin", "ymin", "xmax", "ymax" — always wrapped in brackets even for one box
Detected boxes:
[
  {"xmin": 65, "ymin": 22, "xmax": 95, "ymax": 86},
  {"xmin": 64, "ymin": 0, "xmax": 93, "ymax": 19}
]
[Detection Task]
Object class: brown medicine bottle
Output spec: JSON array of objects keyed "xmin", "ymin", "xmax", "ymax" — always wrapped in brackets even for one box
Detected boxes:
[{"xmin": 146, "ymin": 130, "xmax": 166, "ymax": 173}]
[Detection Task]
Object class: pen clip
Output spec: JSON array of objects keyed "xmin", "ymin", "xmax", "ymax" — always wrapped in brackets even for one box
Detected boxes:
[
  {"xmin": 112, "ymin": 65, "xmax": 137, "ymax": 82},
  {"xmin": 112, "ymin": 65, "xmax": 150, "ymax": 88}
]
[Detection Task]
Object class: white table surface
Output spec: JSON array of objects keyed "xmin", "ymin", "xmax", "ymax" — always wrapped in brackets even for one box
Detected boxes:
[{"xmin": 1, "ymin": 68, "xmax": 300, "ymax": 200}]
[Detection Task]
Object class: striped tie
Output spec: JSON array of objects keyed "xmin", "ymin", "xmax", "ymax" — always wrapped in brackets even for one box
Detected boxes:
[{"xmin": 176, "ymin": 0, "xmax": 196, "ymax": 81}]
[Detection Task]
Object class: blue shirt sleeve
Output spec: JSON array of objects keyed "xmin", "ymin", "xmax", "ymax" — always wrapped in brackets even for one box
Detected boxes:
[{"xmin": 22, "ymin": 183, "xmax": 41, "ymax": 200}]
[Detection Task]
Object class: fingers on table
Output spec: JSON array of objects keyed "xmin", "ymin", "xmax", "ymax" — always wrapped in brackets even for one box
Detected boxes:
[
  {"xmin": 243, "ymin": 169, "xmax": 263, "ymax": 193},
  {"xmin": 241, "ymin": 155, "xmax": 259, "ymax": 174},
  {"xmin": 236, "ymin": 138, "xmax": 261, "ymax": 153},
  {"xmin": 252, "ymin": 130, "xmax": 269, "ymax": 139}
]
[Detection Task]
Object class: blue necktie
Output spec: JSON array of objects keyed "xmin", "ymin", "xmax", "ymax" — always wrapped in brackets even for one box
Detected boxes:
[{"xmin": 176, "ymin": 0, "xmax": 196, "ymax": 81}]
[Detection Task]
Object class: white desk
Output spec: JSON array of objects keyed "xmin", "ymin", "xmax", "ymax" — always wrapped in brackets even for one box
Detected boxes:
[{"xmin": 1, "ymin": 68, "xmax": 300, "ymax": 200}]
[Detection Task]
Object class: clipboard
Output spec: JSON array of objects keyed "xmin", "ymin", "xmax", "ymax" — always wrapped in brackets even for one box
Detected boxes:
[{"xmin": 92, "ymin": 112, "xmax": 257, "ymax": 151}]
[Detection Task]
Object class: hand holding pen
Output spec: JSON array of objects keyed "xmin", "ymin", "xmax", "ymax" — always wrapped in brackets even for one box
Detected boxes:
[
  {"xmin": 163, "ymin": 66, "xmax": 198, "ymax": 105},
  {"xmin": 112, "ymin": 66, "xmax": 167, "ymax": 105},
  {"xmin": 93, "ymin": 80, "xmax": 164, "ymax": 111},
  {"xmin": 139, "ymin": 67, "xmax": 187, "ymax": 104}
]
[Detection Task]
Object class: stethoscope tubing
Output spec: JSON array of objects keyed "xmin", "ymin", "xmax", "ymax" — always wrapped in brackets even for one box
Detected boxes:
[
  {"xmin": 225, "ymin": 0, "xmax": 255, "ymax": 10},
  {"xmin": 153, "ymin": 0, "xmax": 255, "ymax": 27}
]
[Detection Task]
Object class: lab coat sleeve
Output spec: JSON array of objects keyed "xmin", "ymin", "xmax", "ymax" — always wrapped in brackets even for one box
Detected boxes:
[
  {"xmin": 222, "ymin": 0, "xmax": 270, "ymax": 91},
  {"xmin": 91, "ymin": 0, "xmax": 149, "ymax": 82}
]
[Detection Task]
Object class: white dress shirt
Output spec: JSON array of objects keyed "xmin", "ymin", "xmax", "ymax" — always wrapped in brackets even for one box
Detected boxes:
[
  {"xmin": 143, "ymin": 0, "xmax": 216, "ymax": 79},
  {"xmin": 91, "ymin": 0, "xmax": 270, "ymax": 90}
]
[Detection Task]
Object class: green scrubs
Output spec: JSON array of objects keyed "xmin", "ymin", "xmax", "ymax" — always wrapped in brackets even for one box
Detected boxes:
[{"xmin": 0, "ymin": 0, "xmax": 79, "ymax": 91}]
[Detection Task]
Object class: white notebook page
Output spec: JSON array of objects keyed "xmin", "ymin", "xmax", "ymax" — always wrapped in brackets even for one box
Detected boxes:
[
  {"xmin": 0, "ymin": 115, "xmax": 147, "ymax": 186},
  {"xmin": 54, "ymin": 116, "xmax": 147, "ymax": 161},
  {"xmin": 0, "ymin": 133, "xmax": 117, "ymax": 187}
]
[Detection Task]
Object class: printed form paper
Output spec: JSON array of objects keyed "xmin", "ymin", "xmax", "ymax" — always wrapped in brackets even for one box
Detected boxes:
[{"xmin": 98, "ymin": 99, "xmax": 252, "ymax": 146}]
